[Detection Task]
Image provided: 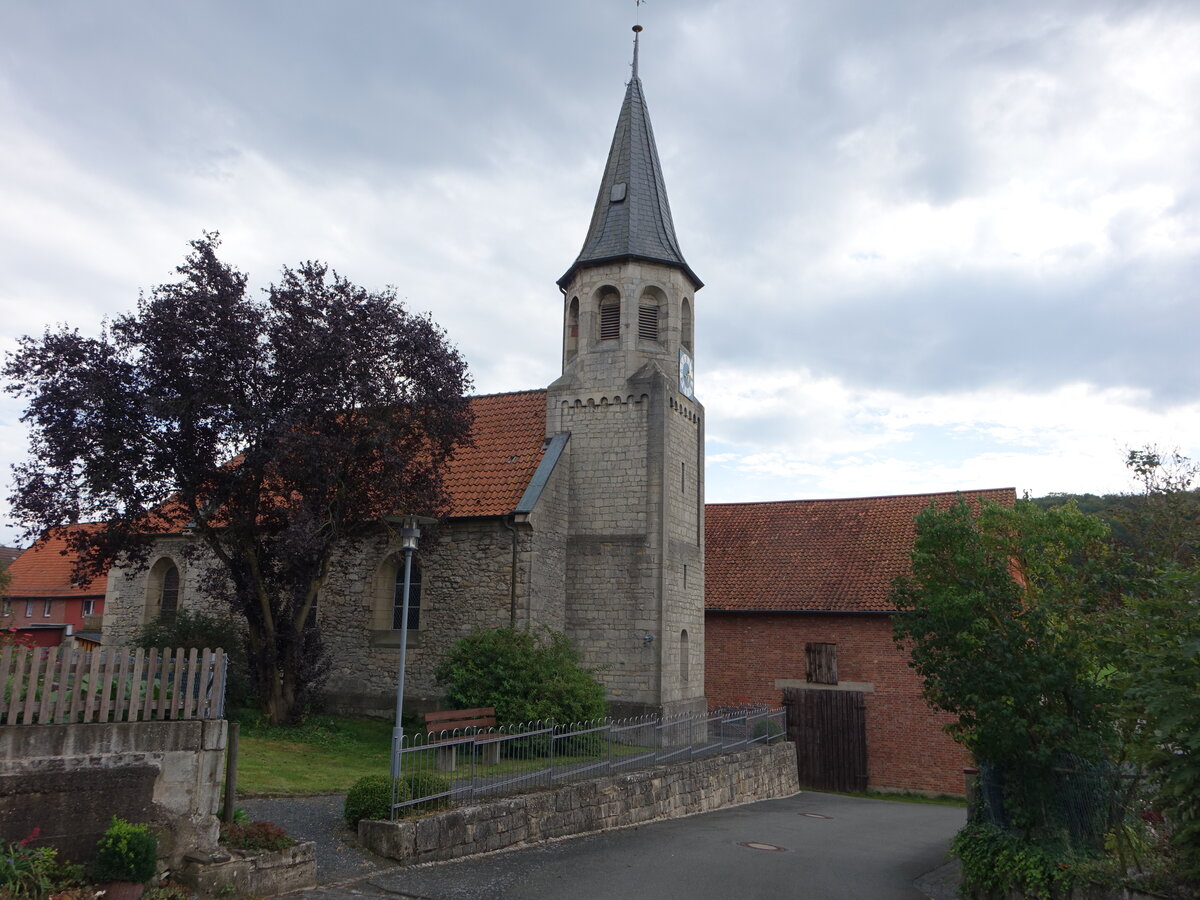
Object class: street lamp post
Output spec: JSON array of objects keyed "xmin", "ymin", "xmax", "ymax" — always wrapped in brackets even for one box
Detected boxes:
[{"xmin": 386, "ymin": 514, "xmax": 438, "ymax": 790}]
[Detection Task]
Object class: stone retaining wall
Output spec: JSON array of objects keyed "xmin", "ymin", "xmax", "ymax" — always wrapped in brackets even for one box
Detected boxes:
[
  {"xmin": 0, "ymin": 720, "xmax": 226, "ymax": 868},
  {"xmin": 360, "ymin": 741, "xmax": 799, "ymax": 865}
]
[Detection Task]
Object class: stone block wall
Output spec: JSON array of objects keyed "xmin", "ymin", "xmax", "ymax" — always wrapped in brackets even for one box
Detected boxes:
[
  {"xmin": 360, "ymin": 741, "xmax": 799, "ymax": 865},
  {"xmin": 0, "ymin": 719, "xmax": 227, "ymax": 867}
]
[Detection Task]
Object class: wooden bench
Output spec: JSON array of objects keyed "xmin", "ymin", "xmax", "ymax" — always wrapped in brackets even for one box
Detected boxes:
[{"xmin": 423, "ymin": 707, "xmax": 503, "ymax": 771}]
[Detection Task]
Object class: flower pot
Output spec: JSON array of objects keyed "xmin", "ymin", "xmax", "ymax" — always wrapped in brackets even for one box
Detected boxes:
[{"xmin": 102, "ymin": 881, "xmax": 145, "ymax": 900}]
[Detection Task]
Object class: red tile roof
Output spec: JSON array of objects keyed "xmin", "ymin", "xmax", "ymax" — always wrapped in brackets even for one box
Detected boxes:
[
  {"xmin": 5, "ymin": 526, "xmax": 108, "ymax": 599},
  {"xmin": 705, "ymin": 488, "xmax": 1017, "ymax": 613},
  {"xmin": 442, "ymin": 390, "xmax": 548, "ymax": 518}
]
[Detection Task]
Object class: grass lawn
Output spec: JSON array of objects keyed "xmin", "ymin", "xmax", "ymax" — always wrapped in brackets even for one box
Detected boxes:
[
  {"xmin": 235, "ymin": 713, "xmax": 393, "ymax": 795},
  {"xmin": 234, "ymin": 712, "xmax": 656, "ymax": 796}
]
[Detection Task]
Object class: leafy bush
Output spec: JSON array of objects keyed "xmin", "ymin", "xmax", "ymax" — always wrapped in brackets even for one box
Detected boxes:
[
  {"xmin": 135, "ymin": 609, "xmax": 253, "ymax": 708},
  {"xmin": 434, "ymin": 626, "xmax": 606, "ymax": 727},
  {"xmin": 954, "ymin": 821, "xmax": 1081, "ymax": 900},
  {"xmin": 219, "ymin": 820, "xmax": 295, "ymax": 852},
  {"xmin": 0, "ymin": 827, "xmax": 82, "ymax": 900},
  {"xmin": 400, "ymin": 770, "xmax": 452, "ymax": 814},
  {"xmin": 92, "ymin": 817, "xmax": 158, "ymax": 884},
  {"xmin": 344, "ymin": 775, "xmax": 410, "ymax": 828}
]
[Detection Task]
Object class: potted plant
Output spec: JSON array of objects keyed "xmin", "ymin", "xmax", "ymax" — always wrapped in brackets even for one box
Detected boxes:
[{"xmin": 91, "ymin": 816, "xmax": 158, "ymax": 900}]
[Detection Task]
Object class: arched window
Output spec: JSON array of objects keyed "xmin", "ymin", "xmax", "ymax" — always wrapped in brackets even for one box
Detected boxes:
[
  {"xmin": 681, "ymin": 298, "xmax": 693, "ymax": 354},
  {"xmin": 145, "ymin": 556, "xmax": 181, "ymax": 623},
  {"xmin": 393, "ymin": 560, "xmax": 423, "ymax": 631},
  {"xmin": 599, "ymin": 290, "xmax": 620, "ymax": 341},
  {"xmin": 161, "ymin": 565, "xmax": 179, "ymax": 616},
  {"xmin": 566, "ymin": 297, "xmax": 580, "ymax": 361},
  {"xmin": 638, "ymin": 287, "xmax": 665, "ymax": 343},
  {"xmin": 680, "ymin": 629, "xmax": 690, "ymax": 682}
]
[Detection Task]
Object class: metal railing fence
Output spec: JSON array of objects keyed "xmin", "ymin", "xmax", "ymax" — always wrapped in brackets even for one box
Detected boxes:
[{"xmin": 388, "ymin": 706, "xmax": 785, "ymax": 819}]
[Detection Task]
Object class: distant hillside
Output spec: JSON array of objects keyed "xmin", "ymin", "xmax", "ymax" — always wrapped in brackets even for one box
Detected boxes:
[{"xmin": 1030, "ymin": 489, "xmax": 1200, "ymax": 562}]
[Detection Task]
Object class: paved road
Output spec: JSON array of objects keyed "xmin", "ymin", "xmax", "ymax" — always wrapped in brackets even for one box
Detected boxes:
[{"xmin": 268, "ymin": 791, "xmax": 964, "ymax": 900}]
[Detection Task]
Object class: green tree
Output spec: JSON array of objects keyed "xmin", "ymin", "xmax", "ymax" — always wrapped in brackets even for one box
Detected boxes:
[
  {"xmin": 890, "ymin": 498, "xmax": 1119, "ymax": 780},
  {"xmin": 1103, "ymin": 448, "xmax": 1200, "ymax": 883},
  {"xmin": 434, "ymin": 626, "xmax": 606, "ymax": 727}
]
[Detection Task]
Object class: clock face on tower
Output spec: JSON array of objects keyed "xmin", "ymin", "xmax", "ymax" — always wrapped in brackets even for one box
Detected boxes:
[{"xmin": 678, "ymin": 348, "xmax": 695, "ymax": 401}]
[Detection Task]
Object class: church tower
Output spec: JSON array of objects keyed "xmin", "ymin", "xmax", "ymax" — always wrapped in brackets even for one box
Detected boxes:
[{"xmin": 549, "ymin": 27, "xmax": 705, "ymax": 719}]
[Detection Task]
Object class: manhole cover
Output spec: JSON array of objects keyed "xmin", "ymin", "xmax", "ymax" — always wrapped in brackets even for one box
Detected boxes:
[
  {"xmin": 801, "ymin": 813, "xmax": 831, "ymax": 819},
  {"xmin": 738, "ymin": 841, "xmax": 786, "ymax": 852}
]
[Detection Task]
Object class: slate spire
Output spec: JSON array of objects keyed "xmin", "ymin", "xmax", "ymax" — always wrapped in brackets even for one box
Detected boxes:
[{"xmin": 558, "ymin": 27, "xmax": 702, "ymax": 290}]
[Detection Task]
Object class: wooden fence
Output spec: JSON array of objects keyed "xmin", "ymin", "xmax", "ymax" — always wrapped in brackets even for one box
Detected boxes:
[{"xmin": 0, "ymin": 646, "xmax": 227, "ymax": 726}]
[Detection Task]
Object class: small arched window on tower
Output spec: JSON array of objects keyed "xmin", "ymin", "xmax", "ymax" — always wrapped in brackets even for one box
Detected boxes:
[
  {"xmin": 599, "ymin": 290, "xmax": 620, "ymax": 341},
  {"xmin": 680, "ymin": 629, "xmax": 690, "ymax": 682},
  {"xmin": 638, "ymin": 286, "xmax": 665, "ymax": 343},
  {"xmin": 566, "ymin": 297, "xmax": 580, "ymax": 361},
  {"xmin": 681, "ymin": 298, "xmax": 693, "ymax": 354}
]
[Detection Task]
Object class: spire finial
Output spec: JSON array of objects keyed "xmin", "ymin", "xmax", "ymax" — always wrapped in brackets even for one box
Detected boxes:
[{"xmin": 631, "ymin": 0, "xmax": 644, "ymax": 80}]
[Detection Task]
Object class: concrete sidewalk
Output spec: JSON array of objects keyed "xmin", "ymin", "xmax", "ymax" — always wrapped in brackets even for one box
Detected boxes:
[{"xmin": 272, "ymin": 791, "xmax": 965, "ymax": 900}]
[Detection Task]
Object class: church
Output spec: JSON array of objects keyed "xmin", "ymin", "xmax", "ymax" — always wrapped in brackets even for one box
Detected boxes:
[
  {"xmin": 93, "ymin": 30, "xmax": 1009, "ymax": 796},
  {"xmin": 102, "ymin": 27, "xmax": 707, "ymax": 723}
]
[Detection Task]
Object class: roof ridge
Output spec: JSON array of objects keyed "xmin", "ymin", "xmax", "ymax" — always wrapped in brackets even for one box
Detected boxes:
[
  {"xmin": 469, "ymin": 388, "xmax": 547, "ymax": 400},
  {"xmin": 706, "ymin": 487, "xmax": 1016, "ymax": 509}
]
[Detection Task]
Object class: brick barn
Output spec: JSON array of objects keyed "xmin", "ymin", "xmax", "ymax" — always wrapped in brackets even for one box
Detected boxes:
[{"xmin": 704, "ymin": 489, "xmax": 1016, "ymax": 796}]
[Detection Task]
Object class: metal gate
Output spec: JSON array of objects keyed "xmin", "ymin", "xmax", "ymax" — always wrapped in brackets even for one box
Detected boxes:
[{"xmin": 783, "ymin": 687, "xmax": 868, "ymax": 792}]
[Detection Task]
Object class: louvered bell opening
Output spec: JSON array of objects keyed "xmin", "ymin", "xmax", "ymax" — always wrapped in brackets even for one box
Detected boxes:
[
  {"xmin": 600, "ymin": 303, "xmax": 621, "ymax": 340},
  {"xmin": 638, "ymin": 305, "xmax": 658, "ymax": 341}
]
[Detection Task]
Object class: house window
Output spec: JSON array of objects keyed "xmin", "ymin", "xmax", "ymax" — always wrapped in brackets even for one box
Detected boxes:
[
  {"xmin": 599, "ymin": 293, "xmax": 620, "ymax": 341},
  {"xmin": 2, "ymin": 599, "xmax": 9, "ymax": 616},
  {"xmin": 82, "ymin": 598, "xmax": 96, "ymax": 616},
  {"xmin": 25, "ymin": 600, "xmax": 33, "ymax": 617},
  {"xmin": 43, "ymin": 599, "xmax": 52, "ymax": 618},
  {"xmin": 392, "ymin": 560, "xmax": 422, "ymax": 631}
]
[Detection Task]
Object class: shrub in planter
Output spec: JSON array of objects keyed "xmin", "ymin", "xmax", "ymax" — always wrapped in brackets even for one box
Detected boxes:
[
  {"xmin": 92, "ymin": 817, "xmax": 157, "ymax": 887},
  {"xmin": 344, "ymin": 775, "xmax": 410, "ymax": 828},
  {"xmin": 219, "ymin": 820, "xmax": 295, "ymax": 853}
]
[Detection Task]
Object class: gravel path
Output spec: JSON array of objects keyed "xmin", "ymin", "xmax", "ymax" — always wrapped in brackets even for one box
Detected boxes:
[{"xmin": 239, "ymin": 794, "xmax": 394, "ymax": 886}]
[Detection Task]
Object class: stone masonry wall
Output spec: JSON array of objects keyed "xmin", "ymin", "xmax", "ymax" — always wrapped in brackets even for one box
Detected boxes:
[
  {"xmin": 321, "ymin": 520, "xmax": 525, "ymax": 715},
  {"xmin": 0, "ymin": 719, "xmax": 227, "ymax": 868},
  {"xmin": 102, "ymin": 516, "xmax": 543, "ymax": 717},
  {"xmin": 360, "ymin": 741, "xmax": 799, "ymax": 865}
]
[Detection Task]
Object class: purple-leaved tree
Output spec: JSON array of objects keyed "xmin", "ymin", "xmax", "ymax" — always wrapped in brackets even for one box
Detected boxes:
[{"xmin": 5, "ymin": 233, "xmax": 473, "ymax": 723}]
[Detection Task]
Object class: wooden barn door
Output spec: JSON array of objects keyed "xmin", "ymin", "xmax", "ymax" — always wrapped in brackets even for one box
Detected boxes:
[{"xmin": 783, "ymin": 687, "xmax": 868, "ymax": 792}]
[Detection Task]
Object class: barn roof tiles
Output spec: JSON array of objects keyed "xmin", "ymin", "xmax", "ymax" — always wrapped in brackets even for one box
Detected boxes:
[{"xmin": 705, "ymin": 488, "xmax": 1017, "ymax": 613}]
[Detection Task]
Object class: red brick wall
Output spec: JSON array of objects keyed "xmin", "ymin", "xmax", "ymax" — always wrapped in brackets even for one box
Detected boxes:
[{"xmin": 705, "ymin": 611, "xmax": 971, "ymax": 795}]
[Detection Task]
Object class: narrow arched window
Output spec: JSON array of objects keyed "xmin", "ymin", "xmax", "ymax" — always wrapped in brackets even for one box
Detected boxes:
[
  {"xmin": 681, "ymin": 298, "xmax": 693, "ymax": 354},
  {"xmin": 393, "ymin": 560, "xmax": 423, "ymax": 631},
  {"xmin": 599, "ymin": 291, "xmax": 620, "ymax": 341},
  {"xmin": 160, "ymin": 564, "xmax": 179, "ymax": 618},
  {"xmin": 680, "ymin": 629, "xmax": 690, "ymax": 682},
  {"xmin": 566, "ymin": 297, "xmax": 580, "ymax": 360}
]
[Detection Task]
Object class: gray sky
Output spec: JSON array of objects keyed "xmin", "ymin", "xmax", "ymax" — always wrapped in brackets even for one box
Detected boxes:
[{"xmin": 2, "ymin": 0, "xmax": 1199, "ymax": 546}]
